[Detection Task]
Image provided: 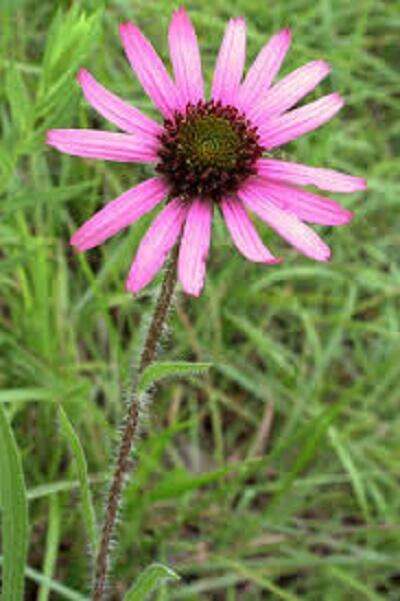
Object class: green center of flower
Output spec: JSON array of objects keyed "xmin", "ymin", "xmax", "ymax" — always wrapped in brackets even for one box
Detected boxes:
[
  {"xmin": 179, "ymin": 114, "xmax": 241, "ymax": 170},
  {"xmin": 156, "ymin": 101, "xmax": 264, "ymax": 202}
]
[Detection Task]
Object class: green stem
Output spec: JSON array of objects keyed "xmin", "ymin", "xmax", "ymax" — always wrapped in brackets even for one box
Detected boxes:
[{"xmin": 91, "ymin": 248, "xmax": 179, "ymax": 601}]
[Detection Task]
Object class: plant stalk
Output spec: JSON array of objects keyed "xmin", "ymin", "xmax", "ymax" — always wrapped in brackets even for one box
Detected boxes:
[{"xmin": 91, "ymin": 248, "xmax": 179, "ymax": 601}]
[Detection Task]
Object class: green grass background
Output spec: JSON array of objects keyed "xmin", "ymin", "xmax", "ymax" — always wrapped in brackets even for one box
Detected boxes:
[{"xmin": 1, "ymin": 0, "xmax": 399, "ymax": 598}]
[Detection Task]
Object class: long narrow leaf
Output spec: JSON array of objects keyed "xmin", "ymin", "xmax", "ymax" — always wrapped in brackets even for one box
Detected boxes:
[
  {"xmin": 38, "ymin": 497, "xmax": 61, "ymax": 601},
  {"xmin": 124, "ymin": 563, "xmax": 179, "ymax": 601},
  {"xmin": 0, "ymin": 405, "xmax": 29, "ymax": 601},
  {"xmin": 58, "ymin": 406, "xmax": 98, "ymax": 554},
  {"xmin": 0, "ymin": 557, "xmax": 89, "ymax": 601},
  {"xmin": 138, "ymin": 361, "xmax": 212, "ymax": 394}
]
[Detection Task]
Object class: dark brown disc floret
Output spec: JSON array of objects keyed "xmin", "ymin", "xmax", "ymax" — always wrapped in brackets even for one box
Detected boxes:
[{"xmin": 156, "ymin": 100, "xmax": 264, "ymax": 202}]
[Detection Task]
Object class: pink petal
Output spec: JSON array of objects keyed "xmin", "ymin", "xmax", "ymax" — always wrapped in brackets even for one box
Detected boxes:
[
  {"xmin": 119, "ymin": 22, "xmax": 181, "ymax": 118},
  {"xmin": 249, "ymin": 178, "xmax": 353, "ymax": 225},
  {"xmin": 237, "ymin": 28, "xmax": 291, "ymax": 114},
  {"xmin": 258, "ymin": 93, "xmax": 344, "ymax": 149},
  {"xmin": 212, "ymin": 17, "xmax": 246, "ymax": 106},
  {"xmin": 126, "ymin": 198, "xmax": 188, "ymax": 294},
  {"xmin": 221, "ymin": 197, "xmax": 280, "ymax": 263},
  {"xmin": 77, "ymin": 69, "xmax": 162, "ymax": 138},
  {"xmin": 168, "ymin": 7, "xmax": 204, "ymax": 106},
  {"xmin": 178, "ymin": 198, "xmax": 212, "ymax": 296},
  {"xmin": 257, "ymin": 159, "xmax": 367, "ymax": 192},
  {"xmin": 251, "ymin": 60, "xmax": 330, "ymax": 124},
  {"xmin": 239, "ymin": 184, "xmax": 331, "ymax": 261},
  {"xmin": 46, "ymin": 129, "xmax": 159, "ymax": 162},
  {"xmin": 70, "ymin": 177, "xmax": 169, "ymax": 251}
]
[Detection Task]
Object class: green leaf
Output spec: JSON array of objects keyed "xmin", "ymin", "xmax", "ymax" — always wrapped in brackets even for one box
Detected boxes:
[
  {"xmin": 0, "ymin": 0, "xmax": 28, "ymax": 11},
  {"xmin": 0, "ymin": 557, "xmax": 89, "ymax": 601},
  {"xmin": 38, "ymin": 496, "xmax": 61, "ymax": 601},
  {"xmin": 138, "ymin": 361, "xmax": 212, "ymax": 394},
  {"xmin": 329, "ymin": 426, "xmax": 371, "ymax": 520},
  {"xmin": 0, "ymin": 388, "xmax": 55, "ymax": 403},
  {"xmin": 58, "ymin": 406, "xmax": 98, "ymax": 554},
  {"xmin": 267, "ymin": 399, "xmax": 347, "ymax": 517},
  {"xmin": 37, "ymin": 5, "xmax": 102, "ymax": 129},
  {"xmin": 124, "ymin": 563, "xmax": 179, "ymax": 601},
  {"xmin": 225, "ymin": 311, "xmax": 296, "ymax": 375},
  {"xmin": 0, "ymin": 405, "xmax": 28, "ymax": 601},
  {"xmin": 147, "ymin": 465, "xmax": 233, "ymax": 503},
  {"xmin": 0, "ymin": 142, "xmax": 14, "ymax": 183},
  {"xmin": 5, "ymin": 64, "xmax": 32, "ymax": 135},
  {"xmin": 3, "ymin": 182, "xmax": 94, "ymax": 215}
]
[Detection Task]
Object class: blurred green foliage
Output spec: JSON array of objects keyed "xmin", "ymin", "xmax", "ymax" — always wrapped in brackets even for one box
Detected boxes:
[{"xmin": 0, "ymin": 0, "xmax": 399, "ymax": 599}]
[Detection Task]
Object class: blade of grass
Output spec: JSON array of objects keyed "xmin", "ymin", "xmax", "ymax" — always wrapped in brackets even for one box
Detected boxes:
[
  {"xmin": 0, "ymin": 557, "xmax": 89, "ymax": 601},
  {"xmin": 58, "ymin": 406, "xmax": 98, "ymax": 555},
  {"xmin": 124, "ymin": 563, "xmax": 179, "ymax": 601},
  {"xmin": 38, "ymin": 496, "xmax": 61, "ymax": 601},
  {"xmin": 0, "ymin": 405, "xmax": 29, "ymax": 601}
]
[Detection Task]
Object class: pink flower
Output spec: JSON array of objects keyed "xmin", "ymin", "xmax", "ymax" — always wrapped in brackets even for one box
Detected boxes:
[{"xmin": 47, "ymin": 7, "xmax": 366, "ymax": 297}]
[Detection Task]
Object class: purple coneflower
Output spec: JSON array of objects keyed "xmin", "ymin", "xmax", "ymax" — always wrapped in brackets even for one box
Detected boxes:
[{"xmin": 47, "ymin": 7, "xmax": 366, "ymax": 296}]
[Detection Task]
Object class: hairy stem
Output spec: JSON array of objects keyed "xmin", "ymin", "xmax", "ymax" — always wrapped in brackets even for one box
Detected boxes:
[{"xmin": 91, "ymin": 248, "xmax": 179, "ymax": 601}]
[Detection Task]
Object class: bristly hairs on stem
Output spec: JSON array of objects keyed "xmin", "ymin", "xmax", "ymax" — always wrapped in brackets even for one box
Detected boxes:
[{"xmin": 91, "ymin": 245, "xmax": 179, "ymax": 601}]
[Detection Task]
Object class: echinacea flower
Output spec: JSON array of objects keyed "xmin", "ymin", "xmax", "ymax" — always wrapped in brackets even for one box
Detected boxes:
[{"xmin": 47, "ymin": 7, "xmax": 366, "ymax": 296}]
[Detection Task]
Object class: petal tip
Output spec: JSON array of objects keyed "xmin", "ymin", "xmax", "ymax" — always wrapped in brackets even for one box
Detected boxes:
[
  {"xmin": 232, "ymin": 16, "xmax": 246, "ymax": 29},
  {"xmin": 332, "ymin": 92, "xmax": 345, "ymax": 108},
  {"xmin": 45, "ymin": 130, "xmax": 55, "ymax": 145},
  {"xmin": 69, "ymin": 232, "xmax": 85, "ymax": 252},
  {"xmin": 311, "ymin": 248, "xmax": 331, "ymax": 263},
  {"xmin": 119, "ymin": 21, "xmax": 135, "ymax": 37},
  {"xmin": 70, "ymin": 241, "xmax": 84, "ymax": 253},
  {"xmin": 342, "ymin": 209, "xmax": 354, "ymax": 224},
  {"xmin": 329, "ymin": 209, "xmax": 354, "ymax": 226},
  {"xmin": 318, "ymin": 59, "xmax": 331, "ymax": 74},
  {"xmin": 258, "ymin": 254, "xmax": 283, "ymax": 265},
  {"xmin": 282, "ymin": 26, "xmax": 292, "ymax": 39},
  {"xmin": 183, "ymin": 285, "xmax": 202, "ymax": 298},
  {"xmin": 321, "ymin": 248, "xmax": 332, "ymax": 262},
  {"xmin": 76, "ymin": 67, "xmax": 88, "ymax": 84},
  {"xmin": 176, "ymin": 5, "xmax": 188, "ymax": 17},
  {"xmin": 125, "ymin": 277, "xmax": 138, "ymax": 294},
  {"xmin": 274, "ymin": 26, "xmax": 292, "ymax": 44}
]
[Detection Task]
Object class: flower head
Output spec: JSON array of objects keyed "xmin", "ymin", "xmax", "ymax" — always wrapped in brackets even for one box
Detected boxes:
[{"xmin": 47, "ymin": 7, "xmax": 366, "ymax": 296}]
